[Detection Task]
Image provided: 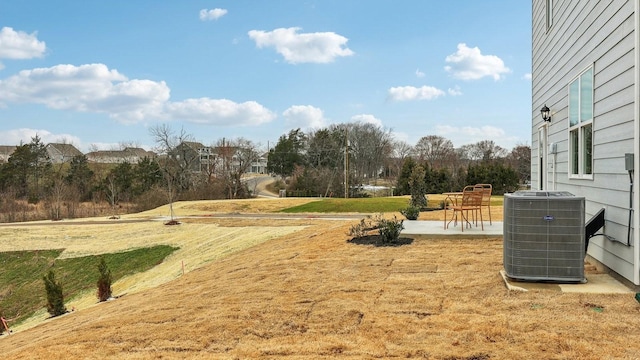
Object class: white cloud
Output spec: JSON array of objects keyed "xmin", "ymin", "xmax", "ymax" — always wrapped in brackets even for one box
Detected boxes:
[
  {"xmin": 0, "ymin": 27, "xmax": 46, "ymax": 60},
  {"xmin": 444, "ymin": 43, "xmax": 511, "ymax": 81},
  {"xmin": 0, "ymin": 27, "xmax": 46, "ymax": 70},
  {"xmin": 0, "ymin": 63, "xmax": 169, "ymax": 122},
  {"xmin": 0, "ymin": 63, "xmax": 276, "ymax": 126},
  {"xmin": 0, "ymin": 129, "xmax": 150, "ymax": 152},
  {"xmin": 415, "ymin": 68, "xmax": 425, "ymax": 78},
  {"xmin": 199, "ymin": 8, "xmax": 228, "ymax": 21},
  {"xmin": 435, "ymin": 124, "xmax": 518, "ymax": 148},
  {"xmin": 283, "ymin": 105, "xmax": 327, "ymax": 129},
  {"xmin": 388, "ymin": 85, "xmax": 445, "ymax": 102},
  {"xmin": 165, "ymin": 98, "xmax": 276, "ymax": 126},
  {"xmin": 447, "ymin": 86, "xmax": 462, "ymax": 96},
  {"xmin": 248, "ymin": 27, "xmax": 354, "ymax": 64},
  {"xmin": 351, "ymin": 114, "xmax": 382, "ymax": 128},
  {"xmin": 0, "ymin": 128, "xmax": 81, "ymax": 147},
  {"xmin": 523, "ymin": 73, "xmax": 532, "ymax": 80}
]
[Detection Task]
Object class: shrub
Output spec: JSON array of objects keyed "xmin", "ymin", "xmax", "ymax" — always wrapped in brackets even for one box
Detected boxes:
[
  {"xmin": 378, "ymin": 216, "xmax": 404, "ymax": 244},
  {"xmin": 96, "ymin": 257, "xmax": 113, "ymax": 302},
  {"xmin": 348, "ymin": 214, "xmax": 405, "ymax": 245},
  {"xmin": 0, "ymin": 312, "xmax": 6, "ymax": 335},
  {"xmin": 400, "ymin": 205, "xmax": 420, "ymax": 220},
  {"xmin": 348, "ymin": 215, "xmax": 377, "ymax": 238},
  {"xmin": 43, "ymin": 270, "xmax": 67, "ymax": 317}
]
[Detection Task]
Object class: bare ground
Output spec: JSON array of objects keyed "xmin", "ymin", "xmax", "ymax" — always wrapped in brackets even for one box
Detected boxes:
[{"xmin": 3, "ymin": 198, "xmax": 640, "ymax": 359}]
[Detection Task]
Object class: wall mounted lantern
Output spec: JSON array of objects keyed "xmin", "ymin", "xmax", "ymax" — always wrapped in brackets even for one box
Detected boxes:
[{"xmin": 541, "ymin": 104, "xmax": 551, "ymax": 123}]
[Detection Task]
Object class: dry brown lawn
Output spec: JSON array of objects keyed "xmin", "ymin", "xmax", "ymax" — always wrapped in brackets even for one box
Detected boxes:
[{"xmin": 3, "ymin": 197, "xmax": 640, "ymax": 359}]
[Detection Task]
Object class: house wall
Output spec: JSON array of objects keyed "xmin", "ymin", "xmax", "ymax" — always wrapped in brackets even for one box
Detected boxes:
[
  {"xmin": 532, "ymin": 0, "xmax": 637, "ymax": 283},
  {"xmin": 0, "ymin": 147, "xmax": 14, "ymax": 163}
]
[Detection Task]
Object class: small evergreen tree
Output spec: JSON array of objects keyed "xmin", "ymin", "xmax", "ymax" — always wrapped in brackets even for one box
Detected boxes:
[
  {"xmin": 96, "ymin": 257, "xmax": 113, "ymax": 302},
  {"xmin": 424, "ymin": 163, "xmax": 453, "ymax": 194},
  {"xmin": 395, "ymin": 157, "xmax": 416, "ymax": 195},
  {"xmin": 43, "ymin": 270, "xmax": 66, "ymax": 317},
  {"xmin": 408, "ymin": 164, "xmax": 427, "ymax": 209}
]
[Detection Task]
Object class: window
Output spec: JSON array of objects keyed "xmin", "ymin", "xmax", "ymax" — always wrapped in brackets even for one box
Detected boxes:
[
  {"xmin": 568, "ymin": 67, "xmax": 593, "ymax": 178},
  {"xmin": 546, "ymin": 0, "xmax": 553, "ymax": 30}
]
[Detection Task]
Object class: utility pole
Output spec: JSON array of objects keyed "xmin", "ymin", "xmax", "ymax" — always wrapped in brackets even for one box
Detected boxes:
[{"xmin": 344, "ymin": 127, "xmax": 349, "ymax": 198}]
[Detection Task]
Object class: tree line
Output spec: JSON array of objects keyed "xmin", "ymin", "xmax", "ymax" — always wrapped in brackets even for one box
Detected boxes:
[
  {"xmin": 267, "ymin": 122, "xmax": 530, "ymax": 197},
  {"xmin": 0, "ymin": 126, "xmax": 263, "ymax": 222},
  {"xmin": 0, "ymin": 122, "xmax": 530, "ymax": 222}
]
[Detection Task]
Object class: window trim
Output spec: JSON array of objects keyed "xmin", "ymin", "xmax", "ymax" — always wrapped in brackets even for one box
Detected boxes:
[{"xmin": 568, "ymin": 65, "xmax": 594, "ymax": 180}]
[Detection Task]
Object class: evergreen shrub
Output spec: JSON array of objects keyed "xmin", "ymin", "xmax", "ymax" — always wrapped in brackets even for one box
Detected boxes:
[
  {"xmin": 43, "ymin": 270, "xmax": 66, "ymax": 317},
  {"xmin": 97, "ymin": 257, "xmax": 113, "ymax": 302}
]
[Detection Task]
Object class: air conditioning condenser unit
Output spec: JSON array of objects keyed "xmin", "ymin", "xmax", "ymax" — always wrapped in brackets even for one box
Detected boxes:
[{"xmin": 503, "ymin": 191, "xmax": 585, "ymax": 283}]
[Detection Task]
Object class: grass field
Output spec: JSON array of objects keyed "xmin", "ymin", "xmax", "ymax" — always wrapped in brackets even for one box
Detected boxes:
[
  {"xmin": 280, "ymin": 197, "xmax": 420, "ymax": 213},
  {"xmin": 0, "ymin": 246, "xmax": 177, "ymax": 327},
  {"xmin": 3, "ymin": 196, "xmax": 640, "ymax": 359},
  {"xmin": 0, "ymin": 209, "xmax": 307, "ymax": 333}
]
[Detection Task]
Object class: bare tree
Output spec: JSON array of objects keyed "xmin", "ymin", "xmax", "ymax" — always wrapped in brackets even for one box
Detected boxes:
[
  {"xmin": 305, "ymin": 127, "xmax": 344, "ymax": 196},
  {"xmin": 474, "ymin": 140, "xmax": 508, "ymax": 162},
  {"xmin": 347, "ymin": 122, "xmax": 393, "ymax": 184},
  {"xmin": 47, "ymin": 175, "xmax": 68, "ymax": 220},
  {"xmin": 46, "ymin": 138, "xmax": 83, "ymax": 219},
  {"xmin": 214, "ymin": 137, "xmax": 260, "ymax": 199},
  {"xmin": 88, "ymin": 143, "xmax": 100, "ymax": 153},
  {"xmin": 458, "ymin": 144, "xmax": 479, "ymax": 162},
  {"xmin": 104, "ymin": 174, "xmax": 120, "ymax": 218},
  {"xmin": 386, "ymin": 140, "xmax": 413, "ymax": 179},
  {"xmin": 458, "ymin": 140, "xmax": 506, "ymax": 163},
  {"xmin": 149, "ymin": 124, "xmax": 195, "ymax": 220},
  {"xmin": 506, "ymin": 144, "xmax": 531, "ymax": 184},
  {"xmin": 413, "ymin": 135, "xmax": 455, "ymax": 169}
]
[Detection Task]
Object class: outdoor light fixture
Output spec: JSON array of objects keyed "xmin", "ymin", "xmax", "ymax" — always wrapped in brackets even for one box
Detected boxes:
[{"xmin": 541, "ymin": 104, "xmax": 551, "ymax": 123}]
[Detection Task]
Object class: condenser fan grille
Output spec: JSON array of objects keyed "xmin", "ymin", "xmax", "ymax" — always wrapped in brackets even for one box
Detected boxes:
[{"xmin": 503, "ymin": 191, "xmax": 585, "ymax": 282}]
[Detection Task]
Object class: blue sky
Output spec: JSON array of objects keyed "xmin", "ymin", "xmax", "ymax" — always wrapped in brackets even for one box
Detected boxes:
[{"xmin": 0, "ymin": 1, "xmax": 531, "ymax": 153}]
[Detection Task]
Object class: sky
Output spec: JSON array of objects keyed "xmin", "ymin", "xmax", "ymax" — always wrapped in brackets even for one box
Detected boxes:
[{"xmin": 0, "ymin": 1, "xmax": 532, "ymax": 153}]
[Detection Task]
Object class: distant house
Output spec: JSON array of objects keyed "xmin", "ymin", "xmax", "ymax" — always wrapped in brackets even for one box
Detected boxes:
[
  {"xmin": 169, "ymin": 141, "xmax": 266, "ymax": 175},
  {"xmin": 212, "ymin": 144, "xmax": 265, "ymax": 175},
  {"xmin": 172, "ymin": 141, "xmax": 213, "ymax": 173},
  {"xmin": 86, "ymin": 147, "xmax": 156, "ymax": 164},
  {"xmin": 0, "ymin": 145, "xmax": 16, "ymax": 163},
  {"xmin": 251, "ymin": 152, "xmax": 268, "ymax": 174},
  {"xmin": 45, "ymin": 143, "xmax": 83, "ymax": 163},
  {"xmin": 121, "ymin": 147, "xmax": 157, "ymax": 162},
  {"xmin": 531, "ymin": 1, "xmax": 640, "ymax": 285}
]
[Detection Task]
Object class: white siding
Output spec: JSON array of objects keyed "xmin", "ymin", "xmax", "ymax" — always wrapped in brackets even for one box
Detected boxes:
[{"xmin": 532, "ymin": 0, "xmax": 637, "ymax": 283}]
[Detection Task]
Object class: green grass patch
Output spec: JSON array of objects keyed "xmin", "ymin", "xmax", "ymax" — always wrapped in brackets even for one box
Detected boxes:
[
  {"xmin": 279, "ymin": 197, "xmax": 413, "ymax": 213},
  {"xmin": 0, "ymin": 245, "xmax": 177, "ymax": 328},
  {"xmin": 279, "ymin": 195, "xmax": 503, "ymax": 214}
]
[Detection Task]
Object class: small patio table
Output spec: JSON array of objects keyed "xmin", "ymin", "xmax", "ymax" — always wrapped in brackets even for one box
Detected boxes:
[
  {"xmin": 443, "ymin": 187, "xmax": 484, "ymax": 231},
  {"xmin": 443, "ymin": 192, "xmax": 463, "ymax": 229}
]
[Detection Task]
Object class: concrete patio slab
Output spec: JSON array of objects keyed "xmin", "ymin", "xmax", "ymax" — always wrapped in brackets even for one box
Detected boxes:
[
  {"xmin": 500, "ymin": 270, "xmax": 633, "ymax": 294},
  {"xmin": 401, "ymin": 220, "xmax": 503, "ymax": 238}
]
